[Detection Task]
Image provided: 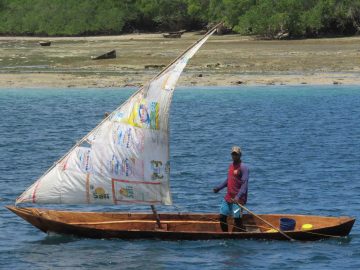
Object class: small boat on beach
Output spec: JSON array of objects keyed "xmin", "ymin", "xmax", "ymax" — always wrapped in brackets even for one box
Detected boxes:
[
  {"xmin": 162, "ymin": 30, "xmax": 185, "ymax": 38},
  {"xmin": 39, "ymin": 41, "xmax": 51, "ymax": 46},
  {"xmin": 163, "ymin": 33, "xmax": 182, "ymax": 38},
  {"xmin": 91, "ymin": 49, "xmax": 116, "ymax": 60},
  {"xmin": 6, "ymin": 206, "xmax": 355, "ymax": 241},
  {"xmin": 7, "ymin": 23, "xmax": 355, "ymax": 241}
]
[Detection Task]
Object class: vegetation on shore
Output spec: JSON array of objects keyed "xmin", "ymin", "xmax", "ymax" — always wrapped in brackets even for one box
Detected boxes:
[{"xmin": 0, "ymin": 0, "xmax": 360, "ymax": 38}]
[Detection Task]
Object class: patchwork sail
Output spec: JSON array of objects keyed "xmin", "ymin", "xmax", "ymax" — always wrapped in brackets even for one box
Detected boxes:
[{"xmin": 16, "ymin": 26, "xmax": 219, "ymax": 206}]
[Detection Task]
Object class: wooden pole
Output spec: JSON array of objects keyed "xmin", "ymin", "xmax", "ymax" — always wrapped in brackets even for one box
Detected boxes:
[
  {"xmin": 151, "ymin": 205, "xmax": 162, "ymax": 229},
  {"xmin": 232, "ymin": 200, "xmax": 295, "ymax": 241}
]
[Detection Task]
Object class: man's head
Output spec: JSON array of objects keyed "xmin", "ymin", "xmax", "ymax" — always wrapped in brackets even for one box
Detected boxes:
[{"xmin": 231, "ymin": 146, "xmax": 242, "ymax": 163}]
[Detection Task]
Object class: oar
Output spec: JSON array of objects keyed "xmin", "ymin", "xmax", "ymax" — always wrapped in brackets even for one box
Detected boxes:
[{"xmin": 232, "ymin": 199, "xmax": 295, "ymax": 241}]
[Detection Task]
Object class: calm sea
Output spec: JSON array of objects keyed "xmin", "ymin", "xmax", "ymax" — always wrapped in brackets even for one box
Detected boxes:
[{"xmin": 0, "ymin": 86, "xmax": 359, "ymax": 269}]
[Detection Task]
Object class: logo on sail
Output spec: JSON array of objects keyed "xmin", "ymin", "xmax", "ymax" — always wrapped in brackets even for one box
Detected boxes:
[
  {"xmin": 151, "ymin": 160, "xmax": 164, "ymax": 180},
  {"xmin": 122, "ymin": 158, "xmax": 133, "ymax": 177},
  {"xmin": 149, "ymin": 102, "xmax": 159, "ymax": 130},
  {"xmin": 112, "ymin": 179, "xmax": 162, "ymax": 204},
  {"xmin": 92, "ymin": 187, "xmax": 110, "ymax": 200},
  {"xmin": 110, "ymin": 100, "xmax": 159, "ymax": 130},
  {"xmin": 119, "ymin": 100, "xmax": 159, "ymax": 130},
  {"xmin": 77, "ymin": 147, "xmax": 92, "ymax": 173},
  {"xmin": 118, "ymin": 127, "xmax": 132, "ymax": 148},
  {"xmin": 109, "ymin": 155, "xmax": 143, "ymax": 178},
  {"xmin": 112, "ymin": 125, "xmax": 144, "ymax": 152},
  {"xmin": 119, "ymin": 186, "xmax": 134, "ymax": 198}
]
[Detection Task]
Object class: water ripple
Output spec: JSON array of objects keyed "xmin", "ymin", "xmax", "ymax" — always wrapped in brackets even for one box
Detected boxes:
[{"xmin": 0, "ymin": 86, "xmax": 359, "ymax": 269}]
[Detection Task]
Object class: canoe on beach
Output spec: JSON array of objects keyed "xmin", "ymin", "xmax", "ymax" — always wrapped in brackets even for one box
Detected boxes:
[
  {"xmin": 91, "ymin": 49, "xmax": 116, "ymax": 60},
  {"xmin": 39, "ymin": 41, "xmax": 51, "ymax": 46},
  {"xmin": 7, "ymin": 206, "xmax": 355, "ymax": 241}
]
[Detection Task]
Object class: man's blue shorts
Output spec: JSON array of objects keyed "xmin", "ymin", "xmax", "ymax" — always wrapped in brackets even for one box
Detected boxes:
[{"xmin": 220, "ymin": 199, "xmax": 242, "ymax": 218}]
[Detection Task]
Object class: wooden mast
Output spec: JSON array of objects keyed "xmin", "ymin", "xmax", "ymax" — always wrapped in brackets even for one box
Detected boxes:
[{"xmin": 151, "ymin": 205, "xmax": 162, "ymax": 229}]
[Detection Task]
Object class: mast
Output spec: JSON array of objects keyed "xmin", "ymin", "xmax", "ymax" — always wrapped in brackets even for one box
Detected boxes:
[{"xmin": 151, "ymin": 205, "xmax": 162, "ymax": 229}]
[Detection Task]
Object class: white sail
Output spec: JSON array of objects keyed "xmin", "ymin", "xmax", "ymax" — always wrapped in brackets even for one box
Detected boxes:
[{"xmin": 16, "ymin": 26, "xmax": 219, "ymax": 206}]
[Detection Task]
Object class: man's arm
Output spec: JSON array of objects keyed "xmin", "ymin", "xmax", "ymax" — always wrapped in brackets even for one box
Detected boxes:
[
  {"xmin": 235, "ymin": 164, "xmax": 249, "ymax": 202},
  {"xmin": 213, "ymin": 179, "xmax": 227, "ymax": 193}
]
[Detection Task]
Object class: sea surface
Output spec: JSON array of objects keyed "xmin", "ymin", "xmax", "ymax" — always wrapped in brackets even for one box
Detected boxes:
[{"xmin": 0, "ymin": 86, "xmax": 359, "ymax": 269}]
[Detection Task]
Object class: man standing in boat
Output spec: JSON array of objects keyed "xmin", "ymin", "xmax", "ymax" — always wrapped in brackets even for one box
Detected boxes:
[{"xmin": 213, "ymin": 146, "xmax": 249, "ymax": 232}]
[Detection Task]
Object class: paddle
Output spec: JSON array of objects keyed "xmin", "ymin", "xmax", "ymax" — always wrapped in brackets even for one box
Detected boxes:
[{"xmin": 232, "ymin": 199, "xmax": 296, "ymax": 241}]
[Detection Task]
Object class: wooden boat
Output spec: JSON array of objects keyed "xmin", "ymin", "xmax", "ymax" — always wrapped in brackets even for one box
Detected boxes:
[
  {"xmin": 163, "ymin": 32, "xmax": 182, "ymax": 38},
  {"xmin": 163, "ymin": 30, "xmax": 186, "ymax": 38},
  {"xmin": 7, "ymin": 23, "xmax": 355, "ymax": 241},
  {"xmin": 91, "ymin": 49, "xmax": 116, "ymax": 60},
  {"xmin": 39, "ymin": 41, "xmax": 51, "ymax": 46},
  {"xmin": 7, "ymin": 206, "xmax": 355, "ymax": 241}
]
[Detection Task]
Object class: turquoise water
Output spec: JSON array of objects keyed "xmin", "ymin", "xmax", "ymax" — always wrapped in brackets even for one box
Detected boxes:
[{"xmin": 0, "ymin": 86, "xmax": 359, "ymax": 269}]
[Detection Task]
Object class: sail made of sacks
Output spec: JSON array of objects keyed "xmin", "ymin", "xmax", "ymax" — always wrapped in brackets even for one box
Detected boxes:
[{"xmin": 16, "ymin": 26, "xmax": 219, "ymax": 206}]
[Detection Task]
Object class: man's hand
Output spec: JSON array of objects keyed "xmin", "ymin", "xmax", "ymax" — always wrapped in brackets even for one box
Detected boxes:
[
  {"xmin": 234, "ymin": 197, "xmax": 245, "ymax": 205},
  {"xmin": 213, "ymin": 187, "xmax": 220, "ymax": 193}
]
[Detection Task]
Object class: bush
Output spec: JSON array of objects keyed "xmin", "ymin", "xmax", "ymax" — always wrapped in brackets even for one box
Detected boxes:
[{"xmin": 1, "ymin": 0, "xmax": 360, "ymax": 37}]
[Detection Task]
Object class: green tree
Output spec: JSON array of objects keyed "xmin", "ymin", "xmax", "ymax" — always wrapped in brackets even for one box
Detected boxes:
[{"xmin": 1, "ymin": 0, "xmax": 360, "ymax": 38}]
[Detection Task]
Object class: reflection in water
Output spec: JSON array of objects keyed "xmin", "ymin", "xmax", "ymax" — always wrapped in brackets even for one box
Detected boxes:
[{"xmin": 37, "ymin": 233, "xmax": 80, "ymax": 245}]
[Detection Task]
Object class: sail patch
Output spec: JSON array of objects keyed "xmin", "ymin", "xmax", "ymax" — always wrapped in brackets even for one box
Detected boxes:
[
  {"xmin": 112, "ymin": 100, "xmax": 159, "ymax": 130},
  {"xmin": 60, "ymin": 146, "xmax": 92, "ymax": 173},
  {"xmin": 112, "ymin": 178, "xmax": 162, "ymax": 204},
  {"xmin": 128, "ymin": 100, "xmax": 159, "ymax": 130},
  {"xmin": 112, "ymin": 124, "xmax": 145, "ymax": 153},
  {"xmin": 86, "ymin": 174, "xmax": 113, "ymax": 204},
  {"xmin": 108, "ymin": 155, "xmax": 144, "ymax": 179}
]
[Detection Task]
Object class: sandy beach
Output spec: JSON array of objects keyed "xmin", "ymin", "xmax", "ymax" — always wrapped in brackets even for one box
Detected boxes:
[{"xmin": 0, "ymin": 33, "xmax": 359, "ymax": 88}]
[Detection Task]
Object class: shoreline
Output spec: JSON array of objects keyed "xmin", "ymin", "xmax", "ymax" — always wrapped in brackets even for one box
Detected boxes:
[
  {"xmin": 1, "ymin": 73, "xmax": 360, "ymax": 89},
  {"xmin": 1, "ymin": 33, "xmax": 359, "ymax": 88}
]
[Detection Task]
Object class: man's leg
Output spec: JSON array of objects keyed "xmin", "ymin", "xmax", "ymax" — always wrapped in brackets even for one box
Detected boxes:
[
  {"xmin": 220, "ymin": 214, "xmax": 228, "ymax": 232},
  {"xmin": 233, "ymin": 218, "xmax": 245, "ymax": 232},
  {"xmin": 219, "ymin": 199, "xmax": 230, "ymax": 232},
  {"xmin": 233, "ymin": 203, "xmax": 246, "ymax": 232}
]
